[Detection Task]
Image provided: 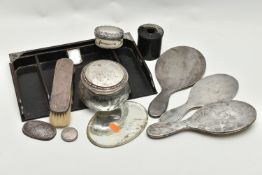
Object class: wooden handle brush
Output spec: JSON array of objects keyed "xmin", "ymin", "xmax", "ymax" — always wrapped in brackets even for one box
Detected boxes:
[{"xmin": 49, "ymin": 58, "xmax": 74, "ymax": 128}]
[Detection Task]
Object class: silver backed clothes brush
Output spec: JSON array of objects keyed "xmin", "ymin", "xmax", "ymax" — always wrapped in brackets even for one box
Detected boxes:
[
  {"xmin": 160, "ymin": 74, "xmax": 239, "ymax": 122},
  {"xmin": 49, "ymin": 58, "xmax": 74, "ymax": 128},
  {"xmin": 147, "ymin": 101, "xmax": 257, "ymax": 139}
]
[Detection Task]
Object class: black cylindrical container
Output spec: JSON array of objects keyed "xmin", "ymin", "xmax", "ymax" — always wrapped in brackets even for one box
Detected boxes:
[{"xmin": 138, "ymin": 24, "xmax": 164, "ymax": 61}]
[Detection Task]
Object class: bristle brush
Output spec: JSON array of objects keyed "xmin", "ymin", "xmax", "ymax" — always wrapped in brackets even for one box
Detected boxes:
[{"xmin": 49, "ymin": 58, "xmax": 74, "ymax": 128}]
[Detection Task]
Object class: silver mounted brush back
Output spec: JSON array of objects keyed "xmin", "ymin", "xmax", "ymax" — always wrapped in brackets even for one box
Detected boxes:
[{"xmin": 49, "ymin": 58, "xmax": 74, "ymax": 128}]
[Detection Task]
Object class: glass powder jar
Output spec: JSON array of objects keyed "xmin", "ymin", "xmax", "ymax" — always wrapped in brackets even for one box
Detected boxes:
[{"xmin": 79, "ymin": 60, "xmax": 130, "ymax": 111}]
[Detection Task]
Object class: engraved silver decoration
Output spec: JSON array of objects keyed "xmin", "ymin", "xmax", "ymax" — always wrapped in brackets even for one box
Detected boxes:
[
  {"xmin": 160, "ymin": 74, "xmax": 239, "ymax": 122},
  {"xmin": 79, "ymin": 60, "xmax": 130, "ymax": 111},
  {"xmin": 147, "ymin": 101, "xmax": 256, "ymax": 139},
  {"xmin": 148, "ymin": 46, "xmax": 206, "ymax": 118},
  {"xmin": 94, "ymin": 26, "xmax": 124, "ymax": 49},
  {"xmin": 61, "ymin": 127, "xmax": 78, "ymax": 142},
  {"xmin": 22, "ymin": 120, "xmax": 57, "ymax": 141},
  {"xmin": 87, "ymin": 101, "xmax": 148, "ymax": 148}
]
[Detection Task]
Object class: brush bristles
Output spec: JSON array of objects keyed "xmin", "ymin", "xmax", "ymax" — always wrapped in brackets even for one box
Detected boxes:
[{"xmin": 49, "ymin": 106, "xmax": 71, "ymax": 128}]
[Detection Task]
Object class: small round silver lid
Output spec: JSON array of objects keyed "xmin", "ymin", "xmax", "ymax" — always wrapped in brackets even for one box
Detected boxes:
[
  {"xmin": 81, "ymin": 60, "xmax": 129, "ymax": 95},
  {"xmin": 94, "ymin": 26, "xmax": 124, "ymax": 40},
  {"xmin": 61, "ymin": 127, "xmax": 78, "ymax": 142}
]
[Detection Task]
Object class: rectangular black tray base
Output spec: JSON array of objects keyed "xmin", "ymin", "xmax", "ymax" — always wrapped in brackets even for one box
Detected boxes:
[{"xmin": 9, "ymin": 34, "xmax": 157, "ymax": 121}]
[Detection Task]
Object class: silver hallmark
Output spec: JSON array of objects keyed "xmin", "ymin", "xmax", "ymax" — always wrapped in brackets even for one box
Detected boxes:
[
  {"xmin": 22, "ymin": 120, "xmax": 57, "ymax": 141},
  {"xmin": 94, "ymin": 26, "xmax": 124, "ymax": 49},
  {"xmin": 160, "ymin": 74, "xmax": 239, "ymax": 122},
  {"xmin": 148, "ymin": 46, "xmax": 206, "ymax": 118},
  {"xmin": 61, "ymin": 127, "xmax": 78, "ymax": 142},
  {"xmin": 147, "ymin": 101, "xmax": 257, "ymax": 139}
]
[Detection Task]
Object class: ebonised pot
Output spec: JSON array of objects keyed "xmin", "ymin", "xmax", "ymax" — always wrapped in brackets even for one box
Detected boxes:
[{"xmin": 79, "ymin": 60, "xmax": 130, "ymax": 111}]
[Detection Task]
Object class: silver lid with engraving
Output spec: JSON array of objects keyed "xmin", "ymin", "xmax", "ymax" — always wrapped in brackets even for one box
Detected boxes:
[
  {"xmin": 95, "ymin": 26, "xmax": 124, "ymax": 40},
  {"xmin": 81, "ymin": 60, "xmax": 128, "ymax": 95}
]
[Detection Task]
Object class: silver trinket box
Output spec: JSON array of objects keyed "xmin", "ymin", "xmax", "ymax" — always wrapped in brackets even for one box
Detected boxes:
[
  {"xmin": 94, "ymin": 26, "xmax": 124, "ymax": 49},
  {"xmin": 79, "ymin": 60, "xmax": 130, "ymax": 111}
]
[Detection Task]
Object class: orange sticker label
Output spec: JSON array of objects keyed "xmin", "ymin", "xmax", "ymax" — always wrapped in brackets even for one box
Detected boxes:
[{"xmin": 109, "ymin": 123, "xmax": 120, "ymax": 133}]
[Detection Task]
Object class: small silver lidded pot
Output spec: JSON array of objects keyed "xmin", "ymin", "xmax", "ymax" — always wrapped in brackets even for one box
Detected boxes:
[
  {"xmin": 79, "ymin": 60, "xmax": 130, "ymax": 111},
  {"xmin": 94, "ymin": 26, "xmax": 124, "ymax": 49}
]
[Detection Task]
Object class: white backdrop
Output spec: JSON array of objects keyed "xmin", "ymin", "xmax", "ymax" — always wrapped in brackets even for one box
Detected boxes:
[{"xmin": 0, "ymin": 0, "xmax": 262, "ymax": 174}]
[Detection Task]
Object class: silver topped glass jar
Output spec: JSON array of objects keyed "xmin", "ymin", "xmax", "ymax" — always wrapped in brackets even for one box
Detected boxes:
[
  {"xmin": 79, "ymin": 60, "xmax": 130, "ymax": 111},
  {"xmin": 94, "ymin": 26, "xmax": 124, "ymax": 49}
]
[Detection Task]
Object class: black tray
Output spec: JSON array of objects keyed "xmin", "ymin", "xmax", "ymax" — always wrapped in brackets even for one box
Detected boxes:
[{"xmin": 9, "ymin": 33, "xmax": 157, "ymax": 121}]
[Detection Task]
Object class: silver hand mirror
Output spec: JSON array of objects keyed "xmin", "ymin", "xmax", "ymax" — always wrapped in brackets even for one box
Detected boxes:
[
  {"xmin": 87, "ymin": 101, "xmax": 148, "ymax": 148},
  {"xmin": 160, "ymin": 74, "xmax": 239, "ymax": 122},
  {"xmin": 147, "ymin": 101, "xmax": 256, "ymax": 139},
  {"xmin": 148, "ymin": 46, "xmax": 206, "ymax": 118}
]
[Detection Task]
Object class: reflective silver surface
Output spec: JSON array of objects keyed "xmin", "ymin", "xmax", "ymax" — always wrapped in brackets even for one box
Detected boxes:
[
  {"xmin": 148, "ymin": 46, "xmax": 206, "ymax": 118},
  {"xmin": 147, "ymin": 101, "xmax": 256, "ymax": 139},
  {"xmin": 22, "ymin": 120, "xmax": 56, "ymax": 141},
  {"xmin": 61, "ymin": 127, "xmax": 78, "ymax": 142},
  {"xmin": 79, "ymin": 60, "xmax": 130, "ymax": 111},
  {"xmin": 160, "ymin": 74, "xmax": 239, "ymax": 122},
  {"xmin": 87, "ymin": 101, "xmax": 148, "ymax": 148},
  {"xmin": 94, "ymin": 26, "xmax": 124, "ymax": 49}
]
